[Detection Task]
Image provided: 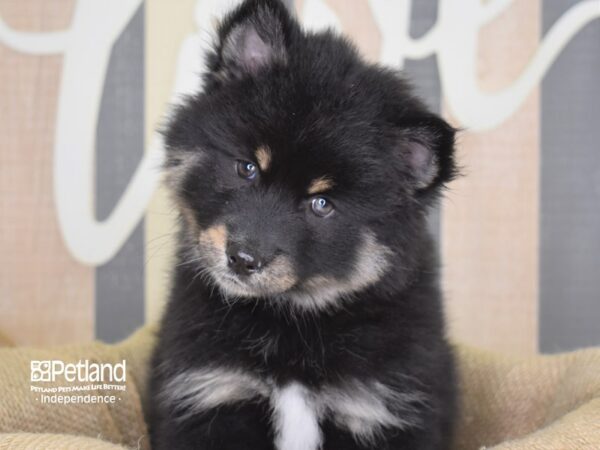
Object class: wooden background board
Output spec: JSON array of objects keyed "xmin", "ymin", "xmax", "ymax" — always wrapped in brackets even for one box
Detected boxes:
[
  {"xmin": 0, "ymin": 0, "xmax": 598, "ymax": 353},
  {"xmin": 0, "ymin": 0, "xmax": 93, "ymax": 346},
  {"xmin": 442, "ymin": 0, "xmax": 541, "ymax": 355}
]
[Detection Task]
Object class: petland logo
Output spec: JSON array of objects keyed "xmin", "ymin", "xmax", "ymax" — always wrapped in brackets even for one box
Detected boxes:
[{"xmin": 30, "ymin": 360, "xmax": 126, "ymax": 383}]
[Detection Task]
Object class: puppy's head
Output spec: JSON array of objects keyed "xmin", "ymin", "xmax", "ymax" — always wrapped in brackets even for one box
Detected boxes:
[{"xmin": 164, "ymin": 0, "xmax": 456, "ymax": 311}]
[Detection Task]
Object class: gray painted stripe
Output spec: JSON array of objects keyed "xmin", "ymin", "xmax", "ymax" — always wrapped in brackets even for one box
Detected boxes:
[
  {"xmin": 540, "ymin": 1, "xmax": 600, "ymax": 352},
  {"xmin": 403, "ymin": 1, "xmax": 442, "ymax": 240},
  {"xmin": 95, "ymin": 4, "xmax": 145, "ymax": 343},
  {"xmin": 404, "ymin": 1, "xmax": 440, "ymax": 113}
]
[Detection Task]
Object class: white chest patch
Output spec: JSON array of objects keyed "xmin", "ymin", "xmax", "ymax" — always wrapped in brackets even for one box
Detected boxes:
[
  {"xmin": 272, "ymin": 383, "xmax": 322, "ymax": 450},
  {"xmin": 164, "ymin": 367, "xmax": 420, "ymax": 448}
]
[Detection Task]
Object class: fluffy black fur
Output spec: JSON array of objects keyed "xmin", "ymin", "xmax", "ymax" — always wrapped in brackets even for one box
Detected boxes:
[{"xmin": 149, "ymin": 1, "xmax": 457, "ymax": 449}]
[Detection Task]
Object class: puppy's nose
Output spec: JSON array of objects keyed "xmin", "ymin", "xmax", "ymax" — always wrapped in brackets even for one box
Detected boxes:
[{"xmin": 226, "ymin": 243, "xmax": 263, "ymax": 276}]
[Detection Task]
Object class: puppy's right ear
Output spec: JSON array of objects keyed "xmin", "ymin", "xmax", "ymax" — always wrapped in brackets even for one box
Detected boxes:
[{"xmin": 211, "ymin": 0, "xmax": 292, "ymax": 81}]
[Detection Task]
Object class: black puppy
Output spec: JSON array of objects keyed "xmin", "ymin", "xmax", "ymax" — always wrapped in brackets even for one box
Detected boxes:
[{"xmin": 149, "ymin": 1, "xmax": 457, "ymax": 449}]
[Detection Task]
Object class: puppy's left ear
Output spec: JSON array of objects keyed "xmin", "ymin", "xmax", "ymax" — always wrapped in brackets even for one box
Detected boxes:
[
  {"xmin": 397, "ymin": 115, "xmax": 458, "ymax": 192},
  {"xmin": 211, "ymin": 0, "xmax": 293, "ymax": 81}
]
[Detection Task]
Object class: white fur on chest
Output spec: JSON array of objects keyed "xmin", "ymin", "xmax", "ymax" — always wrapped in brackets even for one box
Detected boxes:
[
  {"xmin": 164, "ymin": 367, "xmax": 421, "ymax": 448},
  {"xmin": 272, "ymin": 383, "xmax": 322, "ymax": 450}
]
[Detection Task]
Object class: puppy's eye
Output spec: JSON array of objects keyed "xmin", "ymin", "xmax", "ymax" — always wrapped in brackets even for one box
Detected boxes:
[
  {"xmin": 236, "ymin": 160, "xmax": 258, "ymax": 180},
  {"xmin": 310, "ymin": 197, "xmax": 334, "ymax": 217}
]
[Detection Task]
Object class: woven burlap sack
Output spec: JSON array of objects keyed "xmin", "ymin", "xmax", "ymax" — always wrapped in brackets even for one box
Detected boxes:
[
  {"xmin": 0, "ymin": 325, "xmax": 157, "ymax": 450},
  {"xmin": 0, "ymin": 433, "xmax": 129, "ymax": 449},
  {"xmin": 453, "ymin": 344, "xmax": 600, "ymax": 449},
  {"xmin": 1, "ymin": 323, "xmax": 599, "ymax": 449}
]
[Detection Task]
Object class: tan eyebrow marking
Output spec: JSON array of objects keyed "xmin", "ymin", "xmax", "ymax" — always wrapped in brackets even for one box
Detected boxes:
[
  {"xmin": 255, "ymin": 146, "xmax": 272, "ymax": 172},
  {"xmin": 307, "ymin": 177, "xmax": 335, "ymax": 195}
]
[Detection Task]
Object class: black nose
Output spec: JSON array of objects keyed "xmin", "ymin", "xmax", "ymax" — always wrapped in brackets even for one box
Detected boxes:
[{"xmin": 226, "ymin": 243, "xmax": 263, "ymax": 276}]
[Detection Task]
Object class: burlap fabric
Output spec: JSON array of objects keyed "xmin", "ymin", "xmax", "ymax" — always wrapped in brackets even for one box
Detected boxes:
[
  {"xmin": 0, "ymin": 433, "xmax": 128, "ymax": 449},
  {"xmin": 452, "ymin": 345, "xmax": 600, "ymax": 449},
  {"xmin": 0, "ymin": 325, "xmax": 598, "ymax": 449},
  {"xmin": 0, "ymin": 326, "xmax": 155, "ymax": 450}
]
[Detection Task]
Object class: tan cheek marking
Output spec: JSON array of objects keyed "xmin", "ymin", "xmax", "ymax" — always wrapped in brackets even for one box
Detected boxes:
[
  {"xmin": 255, "ymin": 146, "xmax": 272, "ymax": 172},
  {"xmin": 262, "ymin": 256, "xmax": 298, "ymax": 292},
  {"xmin": 307, "ymin": 177, "xmax": 334, "ymax": 195},
  {"xmin": 271, "ymin": 272, "xmax": 297, "ymax": 292},
  {"xmin": 199, "ymin": 224, "xmax": 227, "ymax": 252}
]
